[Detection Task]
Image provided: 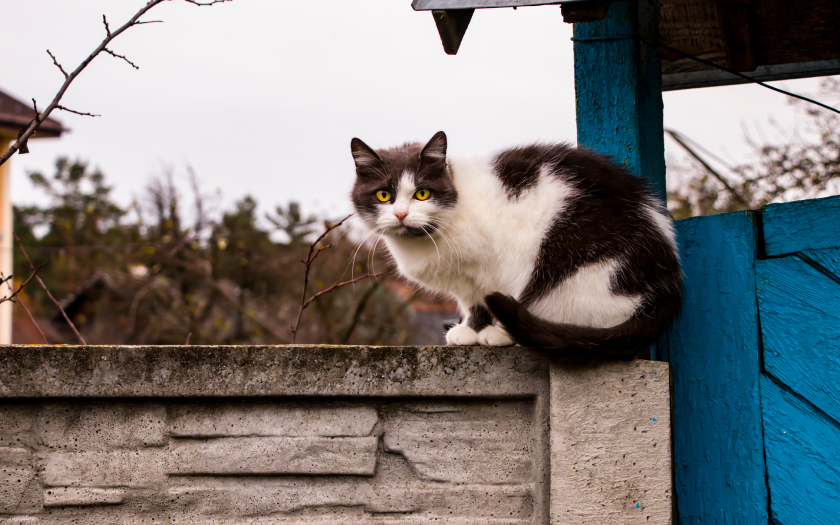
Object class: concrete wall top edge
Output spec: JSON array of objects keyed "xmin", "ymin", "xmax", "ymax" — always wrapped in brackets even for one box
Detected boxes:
[{"xmin": 0, "ymin": 345, "xmax": 548, "ymax": 398}]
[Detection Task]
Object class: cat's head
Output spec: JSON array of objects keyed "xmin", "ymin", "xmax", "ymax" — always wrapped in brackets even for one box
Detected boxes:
[{"xmin": 350, "ymin": 131, "xmax": 458, "ymax": 238}]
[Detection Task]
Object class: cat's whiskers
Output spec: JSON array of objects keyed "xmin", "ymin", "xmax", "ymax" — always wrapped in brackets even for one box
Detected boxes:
[
  {"xmin": 422, "ymin": 228, "xmax": 443, "ymax": 266},
  {"xmin": 429, "ymin": 216, "xmax": 466, "ymax": 258},
  {"xmin": 427, "ymin": 223, "xmax": 462, "ymax": 272},
  {"xmin": 368, "ymin": 228, "xmax": 388, "ymax": 278},
  {"xmin": 347, "ymin": 225, "xmax": 386, "ymax": 281},
  {"xmin": 425, "ymin": 216, "xmax": 460, "ymax": 254}
]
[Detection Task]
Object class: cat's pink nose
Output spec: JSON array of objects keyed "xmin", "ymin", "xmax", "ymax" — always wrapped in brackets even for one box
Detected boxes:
[{"xmin": 394, "ymin": 211, "xmax": 408, "ymax": 221}]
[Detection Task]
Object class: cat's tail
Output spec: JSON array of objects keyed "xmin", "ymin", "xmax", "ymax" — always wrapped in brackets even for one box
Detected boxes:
[{"xmin": 484, "ymin": 292, "xmax": 671, "ymax": 361}]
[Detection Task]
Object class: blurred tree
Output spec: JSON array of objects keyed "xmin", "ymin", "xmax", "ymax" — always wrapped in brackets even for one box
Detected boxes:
[
  {"xmin": 668, "ymin": 78, "xmax": 840, "ymax": 220},
  {"xmin": 12, "ymin": 164, "xmax": 425, "ymax": 346},
  {"xmin": 267, "ymin": 201, "xmax": 318, "ymax": 246}
]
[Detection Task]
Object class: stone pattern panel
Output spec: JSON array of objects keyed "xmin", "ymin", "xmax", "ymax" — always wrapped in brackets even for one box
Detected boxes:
[{"xmin": 0, "ymin": 399, "xmax": 537, "ymax": 524}]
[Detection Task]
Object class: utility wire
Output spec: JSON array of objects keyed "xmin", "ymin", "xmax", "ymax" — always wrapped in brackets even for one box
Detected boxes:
[{"xmin": 646, "ymin": 38, "xmax": 840, "ymax": 116}]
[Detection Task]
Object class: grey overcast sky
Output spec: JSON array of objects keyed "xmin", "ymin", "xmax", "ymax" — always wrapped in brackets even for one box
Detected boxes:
[{"xmin": 1, "ymin": 0, "xmax": 831, "ymax": 219}]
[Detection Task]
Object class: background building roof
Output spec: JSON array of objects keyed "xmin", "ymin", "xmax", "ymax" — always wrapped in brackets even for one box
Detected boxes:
[{"xmin": 0, "ymin": 88, "xmax": 64, "ymax": 139}]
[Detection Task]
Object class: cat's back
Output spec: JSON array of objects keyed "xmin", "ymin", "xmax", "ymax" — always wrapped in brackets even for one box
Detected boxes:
[{"xmin": 490, "ymin": 142, "xmax": 653, "ymax": 205}]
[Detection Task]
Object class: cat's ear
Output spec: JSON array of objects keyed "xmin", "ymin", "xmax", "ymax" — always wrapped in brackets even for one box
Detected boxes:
[
  {"xmin": 420, "ymin": 131, "xmax": 447, "ymax": 165},
  {"xmin": 350, "ymin": 137, "xmax": 382, "ymax": 171}
]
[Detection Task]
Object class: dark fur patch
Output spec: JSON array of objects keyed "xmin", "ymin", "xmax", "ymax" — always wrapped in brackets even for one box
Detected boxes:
[
  {"xmin": 486, "ymin": 292, "xmax": 663, "ymax": 362},
  {"xmin": 350, "ymin": 133, "xmax": 458, "ymax": 223},
  {"xmin": 500, "ymin": 145, "xmax": 680, "ymax": 309},
  {"xmin": 467, "ymin": 304, "xmax": 493, "ymax": 331},
  {"xmin": 492, "ymin": 144, "xmax": 571, "ymax": 199},
  {"xmin": 490, "ymin": 144, "xmax": 683, "ymax": 356}
]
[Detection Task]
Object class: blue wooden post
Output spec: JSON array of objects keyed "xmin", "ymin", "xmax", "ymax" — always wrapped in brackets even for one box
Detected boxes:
[
  {"xmin": 664, "ymin": 213, "xmax": 769, "ymax": 525},
  {"xmin": 573, "ymin": 0, "xmax": 665, "ymax": 202},
  {"xmin": 574, "ymin": 0, "xmax": 665, "ymax": 360}
]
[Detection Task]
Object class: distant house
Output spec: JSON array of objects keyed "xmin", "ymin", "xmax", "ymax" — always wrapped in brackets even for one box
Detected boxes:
[{"xmin": 0, "ymin": 89, "xmax": 65, "ymax": 344}]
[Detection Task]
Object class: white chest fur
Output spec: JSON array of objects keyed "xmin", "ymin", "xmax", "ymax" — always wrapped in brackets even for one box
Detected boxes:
[{"xmin": 384, "ymin": 156, "xmax": 578, "ymax": 308}]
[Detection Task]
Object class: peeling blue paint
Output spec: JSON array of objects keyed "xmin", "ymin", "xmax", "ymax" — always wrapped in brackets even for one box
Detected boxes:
[
  {"xmin": 763, "ymin": 194, "xmax": 840, "ymax": 256},
  {"xmin": 573, "ymin": 0, "xmax": 665, "ymax": 202},
  {"xmin": 666, "ymin": 212, "xmax": 767, "ymax": 524}
]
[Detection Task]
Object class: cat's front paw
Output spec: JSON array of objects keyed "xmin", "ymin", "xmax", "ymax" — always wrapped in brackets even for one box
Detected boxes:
[
  {"xmin": 477, "ymin": 325, "xmax": 514, "ymax": 346},
  {"xmin": 446, "ymin": 324, "xmax": 479, "ymax": 345}
]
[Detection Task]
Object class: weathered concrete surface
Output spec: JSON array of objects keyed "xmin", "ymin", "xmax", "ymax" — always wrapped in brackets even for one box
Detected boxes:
[
  {"xmin": 0, "ymin": 345, "xmax": 544, "ymax": 397},
  {"xmin": 551, "ymin": 359, "xmax": 672, "ymax": 525},
  {"xmin": 0, "ymin": 345, "xmax": 671, "ymax": 524},
  {"xmin": 0, "ymin": 345, "xmax": 549, "ymax": 524}
]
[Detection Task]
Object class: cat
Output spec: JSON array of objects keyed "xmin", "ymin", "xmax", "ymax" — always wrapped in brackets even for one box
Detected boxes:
[{"xmin": 350, "ymin": 131, "xmax": 682, "ymax": 360}]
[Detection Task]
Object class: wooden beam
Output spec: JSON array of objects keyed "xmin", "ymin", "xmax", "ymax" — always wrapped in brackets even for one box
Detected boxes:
[
  {"xmin": 717, "ymin": 3, "xmax": 756, "ymax": 71},
  {"xmin": 432, "ymin": 9, "xmax": 474, "ymax": 55},
  {"xmin": 561, "ymin": 0, "xmax": 611, "ymax": 23}
]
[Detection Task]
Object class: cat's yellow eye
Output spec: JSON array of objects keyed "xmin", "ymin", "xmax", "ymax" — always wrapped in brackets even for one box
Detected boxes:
[
  {"xmin": 414, "ymin": 189, "xmax": 431, "ymax": 201},
  {"xmin": 375, "ymin": 190, "xmax": 391, "ymax": 202}
]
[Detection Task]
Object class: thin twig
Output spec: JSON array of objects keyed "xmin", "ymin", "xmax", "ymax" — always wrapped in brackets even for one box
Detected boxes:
[
  {"xmin": 302, "ymin": 273, "xmax": 383, "ymax": 310},
  {"xmin": 290, "ymin": 214, "xmax": 353, "ymax": 342},
  {"xmin": 46, "ymin": 50, "xmax": 68, "ymax": 78},
  {"xmin": 56, "ymin": 105, "xmax": 100, "ymax": 117},
  {"xmin": 104, "ymin": 48, "xmax": 139, "ymax": 69},
  {"xmin": 0, "ymin": 0, "xmax": 230, "ymax": 166},
  {"xmin": 0, "ymin": 264, "xmax": 45, "ymax": 304},
  {"xmin": 14, "ymin": 234, "xmax": 86, "ymax": 344},
  {"xmin": 1, "ymin": 270, "xmax": 48, "ymax": 344},
  {"xmin": 184, "ymin": 0, "xmax": 230, "ymax": 5},
  {"xmin": 102, "ymin": 15, "xmax": 111, "ymax": 37}
]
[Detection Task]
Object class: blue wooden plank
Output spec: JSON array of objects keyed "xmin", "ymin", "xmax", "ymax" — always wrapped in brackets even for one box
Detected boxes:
[
  {"xmin": 762, "ymin": 194, "xmax": 840, "ymax": 256},
  {"xmin": 757, "ymin": 255, "xmax": 840, "ymax": 425},
  {"xmin": 761, "ymin": 376, "xmax": 840, "ymax": 525},
  {"xmin": 663, "ymin": 212, "xmax": 767, "ymax": 525},
  {"xmin": 803, "ymin": 247, "xmax": 840, "ymax": 280},
  {"xmin": 573, "ymin": 0, "xmax": 665, "ymax": 202}
]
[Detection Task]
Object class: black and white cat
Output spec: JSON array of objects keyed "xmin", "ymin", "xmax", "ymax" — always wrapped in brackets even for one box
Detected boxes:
[{"xmin": 350, "ymin": 131, "xmax": 682, "ymax": 359}]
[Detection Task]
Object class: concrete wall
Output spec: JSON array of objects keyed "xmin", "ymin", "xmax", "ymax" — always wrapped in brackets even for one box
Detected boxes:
[{"xmin": 0, "ymin": 345, "xmax": 671, "ymax": 524}]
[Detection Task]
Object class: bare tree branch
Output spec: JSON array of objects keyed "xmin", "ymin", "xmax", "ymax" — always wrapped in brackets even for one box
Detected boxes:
[
  {"xmin": 56, "ymin": 105, "xmax": 100, "ymax": 117},
  {"xmin": 184, "ymin": 0, "xmax": 230, "ymax": 5},
  {"xmin": 0, "ymin": 0, "xmax": 230, "ymax": 167},
  {"xmin": 291, "ymin": 215, "xmax": 350, "ymax": 342},
  {"xmin": 290, "ymin": 214, "xmax": 383, "ymax": 343},
  {"xmin": 46, "ymin": 50, "xmax": 68, "ymax": 78},
  {"xmin": 1, "ymin": 269, "xmax": 48, "ymax": 344},
  {"xmin": 303, "ymin": 272, "xmax": 383, "ymax": 311},
  {"xmin": 0, "ymin": 265, "xmax": 45, "ymax": 305},
  {"xmin": 14, "ymin": 233, "xmax": 86, "ymax": 344},
  {"xmin": 104, "ymin": 48, "xmax": 139, "ymax": 70}
]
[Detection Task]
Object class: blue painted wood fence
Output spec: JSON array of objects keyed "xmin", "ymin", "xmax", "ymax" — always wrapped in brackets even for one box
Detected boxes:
[
  {"xmin": 659, "ymin": 195, "xmax": 840, "ymax": 525},
  {"xmin": 572, "ymin": 2, "xmax": 840, "ymax": 522}
]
